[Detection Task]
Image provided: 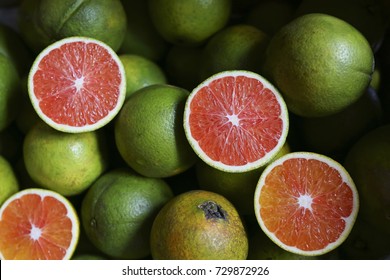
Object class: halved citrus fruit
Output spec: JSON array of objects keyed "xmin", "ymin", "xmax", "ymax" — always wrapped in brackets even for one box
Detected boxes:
[
  {"xmin": 0, "ymin": 188, "xmax": 79, "ymax": 260},
  {"xmin": 28, "ymin": 37, "xmax": 126, "ymax": 133},
  {"xmin": 254, "ymin": 152, "xmax": 359, "ymax": 256},
  {"xmin": 183, "ymin": 70, "xmax": 289, "ymax": 172}
]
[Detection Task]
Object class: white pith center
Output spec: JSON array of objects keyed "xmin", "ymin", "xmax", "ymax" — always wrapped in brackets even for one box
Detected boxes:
[
  {"xmin": 227, "ymin": 114, "xmax": 240, "ymax": 126},
  {"xmin": 30, "ymin": 224, "xmax": 42, "ymax": 241},
  {"xmin": 297, "ymin": 194, "xmax": 313, "ymax": 211},
  {"xmin": 74, "ymin": 76, "xmax": 84, "ymax": 92}
]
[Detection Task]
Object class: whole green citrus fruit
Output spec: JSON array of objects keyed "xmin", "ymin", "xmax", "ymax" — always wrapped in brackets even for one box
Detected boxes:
[
  {"xmin": 344, "ymin": 124, "xmax": 390, "ymax": 234},
  {"xmin": 264, "ymin": 13, "xmax": 374, "ymax": 117},
  {"xmin": 148, "ymin": 0, "xmax": 232, "ymax": 46},
  {"xmin": 23, "ymin": 121, "xmax": 109, "ymax": 196},
  {"xmin": 18, "ymin": 0, "xmax": 127, "ymax": 53},
  {"xmin": 115, "ymin": 84, "xmax": 197, "ymax": 178},
  {"xmin": 150, "ymin": 190, "xmax": 248, "ymax": 260},
  {"xmin": 81, "ymin": 168, "xmax": 174, "ymax": 259}
]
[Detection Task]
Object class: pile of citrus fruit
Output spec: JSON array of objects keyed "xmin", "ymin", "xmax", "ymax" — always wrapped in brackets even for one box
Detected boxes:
[{"xmin": 0, "ymin": 0, "xmax": 389, "ymax": 260}]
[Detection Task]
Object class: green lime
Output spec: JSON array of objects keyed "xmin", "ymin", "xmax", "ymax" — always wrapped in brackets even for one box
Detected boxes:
[
  {"xmin": 148, "ymin": 0, "xmax": 232, "ymax": 46},
  {"xmin": 81, "ymin": 168, "xmax": 174, "ymax": 259},
  {"xmin": 115, "ymin": 84, "xmax": 197, "ymax": 178},
  {"xmin": 264, "ymin": 13, "xmax": 374, "ymax": 117},
  {"xmin": 23, "ymin": 121, "xmax": 109, "ymax": 196}
]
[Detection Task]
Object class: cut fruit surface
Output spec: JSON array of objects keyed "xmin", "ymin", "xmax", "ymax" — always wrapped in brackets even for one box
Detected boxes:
[
  {"xmin": 254, "ymin": 152, "xmax": 359, "ymax": 256},
  {"xmin": 184, "ymin": 70, "xmax": 288, "ymax": 172},
  {"xmin": 28, "ymin": 37, "xmax": 126, "ymax": 133},
  {"xmin": 0, "ymin": 188, "xmax": 79, "ymax": 260}
]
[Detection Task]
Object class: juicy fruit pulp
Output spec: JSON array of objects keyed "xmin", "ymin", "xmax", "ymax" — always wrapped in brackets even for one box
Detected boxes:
[
  {"xmin": 28, "ymin": 37, "xmax": 126, "ymax": 133},
  {"xmin": 150, "ymin": 190, "xmax": 248, "ymax": 260},
  {"xmin": 184, "ymin": 70, "xmax": 289, "ymax": 172},
  {"xmin": 254, "ymin": 152, "xmax": 359, "ymax": 256},
  {"xmin": 0, "ymin": 188, "xmax": 79, "ymax": 260}
]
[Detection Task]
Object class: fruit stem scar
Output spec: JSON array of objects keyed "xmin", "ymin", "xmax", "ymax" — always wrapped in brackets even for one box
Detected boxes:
[{"xmin": 198, "ymin": 200, "xmax": 228, "ymax": 220}]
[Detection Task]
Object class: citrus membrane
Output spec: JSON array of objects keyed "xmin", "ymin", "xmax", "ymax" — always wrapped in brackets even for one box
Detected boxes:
[
  {"xmin": 254, "ymin": 152, "xmax": 359, "ymax": 256},
  {"xmin": 184, "ymin": 70, "xmax": 289, "ymax": 172},
  {"xmin": 0, "ymin": 188, "xmax": 79, "ymax": 260},
  {"xmin": 28, "ymin": 36, "xmax": 126, "ymax": 133}
]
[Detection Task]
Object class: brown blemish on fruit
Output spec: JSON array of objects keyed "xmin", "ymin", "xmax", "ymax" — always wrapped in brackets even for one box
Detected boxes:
[{"xmin": 198, "ymin": 200, "xmax": 228, "ymax": 220}]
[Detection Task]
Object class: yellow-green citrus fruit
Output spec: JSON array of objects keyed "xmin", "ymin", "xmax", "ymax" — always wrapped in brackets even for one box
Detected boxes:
[
  {"xmin": 115, "ymin": 84, "xmax": 197, "ymax": 178},
  {"xmin": 148, "ymin": 0, "xmax": 232, "ymax": 46},
  {"xmin": 81, "ymin": 168, "xmax": 174, "ymax": 259},
  {"xmin": 23, "ymin": 122, "xmax": 109, "ymax": 196},
  {"xmin": 0, "ymin": 54, "xmax": 20, "ymax": 132},
  {"xmin": 119, "ymin": 0, "xmax": 168, "ymax": 61},
  {"xmin": 200, "ymin": 24, "xmax": 270, "ymax": 80},
  {"xmin": 264, "ymin": 13, "xmax": 374, "ymax": 117},
  {"xmin": 344, "ymin": 124, "xmax": 390, "ymax": 234},
  {"xmin": 18, "ymin": 0, "xmax": 127, "ymax": 53},
  {"xmin": 0, "ymin": 155, "xmax": 19, "ymax": 206},
  {"xmin": 119, "ymin": 54, "xmax": 167, "ymax": 99},
  {"xmin": 150, "ymin": 190, "xmax": 248, "ymax": 259}
]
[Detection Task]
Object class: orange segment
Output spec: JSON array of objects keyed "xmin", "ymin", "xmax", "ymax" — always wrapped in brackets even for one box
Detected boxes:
[
  {"xmin": 254, "ymin": 152, "xmax": 359, "ymax": 256},
  {"xmin": 0, "ymin": 189, "xmax": 79, "ymax": 260}
]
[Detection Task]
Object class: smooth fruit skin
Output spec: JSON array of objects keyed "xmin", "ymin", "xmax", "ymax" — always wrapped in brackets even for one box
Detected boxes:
[
  {"xmin": 18, "ymin": 0, "xmax": 127, "ymax": 53},
  {"xmin": 150, "ymin": 190, "xmax": 248, "ymax": 260},
  {"xmin": 23, "ymin": 122, "xmax": 109, "ymax": 196},
  {"xmin": 148, "ymin": 0, "xmax": 232, "ymax": 46},
  {"xmin": 115, "ymin": 84, "xmax": 197, "ymax": 178},
  {"xmin": 81, "ymin": 168, "xmax": 174, "ymax": 259},
  {"xmin": 0, "ymin": 156, "xmax": 19, "ymax": 206},
  {"xmin": 264, "ymin": 13, "xmax": 374, "ymax": 117},
  {"xmin": 344, "ymin": 125, "xmax": 390, "ymax": 234}
]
